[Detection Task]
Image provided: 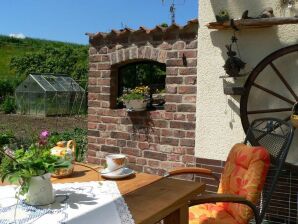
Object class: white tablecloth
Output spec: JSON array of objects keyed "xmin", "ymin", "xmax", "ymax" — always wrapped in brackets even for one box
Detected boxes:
[{"xmin": 0, "ymin": 181, "xmax": 135, "ymax": 224}]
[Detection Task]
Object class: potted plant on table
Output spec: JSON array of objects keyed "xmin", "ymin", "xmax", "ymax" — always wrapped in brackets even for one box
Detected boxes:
[
  {"xmin": 0, "ymin": 130, "xmax": 70, "ymax": 206},
  {"xmin": 118, "ymin": 86, "xmax": 150, "ymax": 112}
]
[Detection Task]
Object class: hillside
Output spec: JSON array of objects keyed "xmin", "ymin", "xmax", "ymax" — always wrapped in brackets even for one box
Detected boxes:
[{"xmin": 0, "ymin": 35, "xmax": 88, "ymax": 79}]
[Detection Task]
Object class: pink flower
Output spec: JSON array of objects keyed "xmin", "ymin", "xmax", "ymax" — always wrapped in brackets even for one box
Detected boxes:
[{"xmin": 39, "ymin": 130, "xmax": 50, "ymax": 139}]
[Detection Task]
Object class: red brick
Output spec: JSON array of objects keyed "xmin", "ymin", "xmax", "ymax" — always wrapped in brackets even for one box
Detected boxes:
[
  {"xmin": 165, "ymin": 95, "xmax": 182, "ymax": 103},
  {"xmin": 111, "ymin": 131, "xmax": 130, "ymax": 140},
  {"xmin": 187, "ymin": 58, "xmax": 197, "ymax": 67},
  {"xmin": 97, "ymin": 63, "xmax": 111, "ymax": 70},
  {"xmin": 138, "ymin": 142, "xmax": 149, "ymax": 150},
  {"xmin": 170, "ymin": 121, "xmax": 195, "ymax": 130},
  {"xmin": 117, "ymin": 140, "xmax": 126, "ymax": 147},
  {"xmin": 166, "ymin": 86, "xmax": 177, "ymax": 94},
  {"xmin": 180, "ymin": 139, "xmax": 195, "ymax": 147},
  {"xmin": 160, "ymin": 137, "xmax": 179, "ymax": 146},
  {"xmin": 161, "ymin": 129, "xmax": 173, "ymax": 137},
  {"xmin": 179, "ymin": 68, "xmax": 197, "ymax": 76},
  {"xmin": 187, "ymin": 114, "xmax": 196, "ymax": 122},
  {"xmin": 127, "ymin": 164, "xmax": 143, "ymax": 172},
  {"xmin": 101, "ymin": 145, "xmax": 120, "ymax": 154},
  {"xmin": 160, "ymin": 161, "xmax": 173, "ymax": 170},
  {"xmin": 101, "ymin": 117, "xmax": 119, "ymax": 124},
  {"xmin": 88, "ymin": 137, "xmax": 97, "ymax": 144},
  {"xmin": 166, "ymin": 59, "xmax": 184, "ymax": 67},
  {"xmin": 144, "ymin": 151, "xmax": 167, "ymax": 161},
  {"xmin": 167, "ymin": 51, "xmax": 178, "ymax": 58},
  {"xmin": 153, "ymin": 120, "xmax": 168, "ymax": 128},
  {"xmin": 166, "ymin": 76, "xmax": 183, "ymax": 84},
  {"xmin": 89, "ymin": 78, "xmax": 97, "ymax": 85},
  {"xmin": 166, "ymin": 67, "xmax": 178, "ymax": 76},
  {"xmin": 122, "ymin": 148, "xmax": 141, "ymax": 156},
  {"xmin": 182, "ymin": 155, "xmax": 195, "ymax": 164},
  {"xmin": 177, "ymin": 104, "xmax": 196, "ymax": 112},
  {"xmin": 136, "ymin": 158, "xmax": 147, "ymax": 165},
  {"xmin": 186, "ymin": 131, "xmax": 195, "ymax": 138},
  {"xmin": 164, "ymin": 112, "xmax": 174, "ymax": 120},
  {"xmin": 159, "ymin": 42, "xmax": 172, "ymax": 50},
  {"xmin": 178, "ymin": 86, "xmax": 196, "ymax": 94},
  {"xmin": 148, "ymin": 160, "xmax": 160, "ymax": 167},
  {"xmin": 172, "ymin": 41, "xmax": 185, "ymax": 50},
  {"xmin": 88, "ymin": 130, "xmax": 100, "ymax": 137},
  {"xmin": 173, "ymin": 130, "xmax": 186, "ymax": 138},
  {"xmin": 184, "ymin": 76, "xmax": 197, "ymax": 85},
  {"xmin": 88, "ymin": 71, "xmax": 101, "ymax": 77},
  {"xmin": 127, "ymin": 141, "xmax": 137, "ymax": 148},
  {"xmin": 174, "ymin": 114, "xmax": 186, "ymax": 121},
  {"xmin": 178, "ymin": 50, "xmax": 197, "ymax": 58},
  {"xmin": 186, "ymin": 40, "xmax": 197, "ymax": 49},
  {"xmin": 127, "ymin": 155, "xmax": 136, "ymax": 164},
  {"xmin": 165, "ymin": 104, "xmax": 177, "ymax": 112},
  {"xmin": 97, "ymin": 79, "xmax": 110, "ymax": 86},
  {"xmin": 168, "ymin": 154, "xmax": 181, "ymax": 162},
  {"xmin": 106, "ymin": 138, "xmax": 117, "ymax": 146},
  {"xmin": 88, "ymin": 122, "xmax": 97, "ymax": 129},
  {"xmin": 183, "ymin": 95, "xmax": 196, "ymax": 103}
]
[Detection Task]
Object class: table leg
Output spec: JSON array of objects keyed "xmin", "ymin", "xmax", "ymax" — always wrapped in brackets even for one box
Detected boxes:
[{"xmin": 163, "ymin": 204, "xmax": 188, "ymax": 224}]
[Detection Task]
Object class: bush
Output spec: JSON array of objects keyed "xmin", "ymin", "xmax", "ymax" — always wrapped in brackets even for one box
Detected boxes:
[
  {"xmin": 49, "ymin": 128, "xmax": 87, "ymax": 162},
  {"xmin": 1, "ymin": 96, "xmax": 16, "ymax": 114}
]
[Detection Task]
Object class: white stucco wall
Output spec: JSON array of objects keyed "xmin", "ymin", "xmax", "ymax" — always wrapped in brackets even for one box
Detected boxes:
[{"xmin": 196, "ymin": 0, "xmax": 298, "ymax": 162}]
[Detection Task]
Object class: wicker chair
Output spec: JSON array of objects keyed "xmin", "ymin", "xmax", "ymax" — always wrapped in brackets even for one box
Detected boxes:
[{"xmin": 166, "ymin": 118, "xmax": 294, "ymax": 224}]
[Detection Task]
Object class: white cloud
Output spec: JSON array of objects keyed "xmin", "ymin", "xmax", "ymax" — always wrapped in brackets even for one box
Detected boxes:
[{"xmin": 9, "ymin": 33, "xmax": 26, "ymax": 39}]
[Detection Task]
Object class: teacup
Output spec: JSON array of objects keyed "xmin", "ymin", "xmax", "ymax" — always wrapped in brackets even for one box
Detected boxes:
[{"xmin": 105, "ymin": 154, "xmax": 127, "ymax": 172}]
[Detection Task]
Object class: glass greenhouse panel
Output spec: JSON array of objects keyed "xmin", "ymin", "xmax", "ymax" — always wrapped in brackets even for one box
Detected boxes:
[{"xmin": 15, "ymin": 74, "xmax": 85, "ymax": 116}]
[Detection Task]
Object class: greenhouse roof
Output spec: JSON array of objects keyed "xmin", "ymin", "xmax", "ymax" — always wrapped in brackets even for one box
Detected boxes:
[{"xmin": 29, "ymin": 74, "xmax": 84, "ymax": 92}]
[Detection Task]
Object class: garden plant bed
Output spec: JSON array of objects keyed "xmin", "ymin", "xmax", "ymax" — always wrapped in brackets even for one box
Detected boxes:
[{"xmin": 0, "ymin": 113, "xmax": 87, "ymax": 140}]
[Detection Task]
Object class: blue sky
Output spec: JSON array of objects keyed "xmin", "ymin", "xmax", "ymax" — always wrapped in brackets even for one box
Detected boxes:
[{"xmin": 0, "ymin": 0, "xmax": 198, "ymax": 45}]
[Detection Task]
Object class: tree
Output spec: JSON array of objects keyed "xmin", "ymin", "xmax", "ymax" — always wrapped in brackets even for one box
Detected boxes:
[{"xmin": 10, "ymin": 46, "xmax": 88, "ymax": 83}]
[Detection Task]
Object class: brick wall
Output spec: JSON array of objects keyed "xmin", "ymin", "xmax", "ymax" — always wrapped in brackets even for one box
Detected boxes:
[{"xmin": 87, "ymin": 39, "xmax": 198, "ymax": 175}]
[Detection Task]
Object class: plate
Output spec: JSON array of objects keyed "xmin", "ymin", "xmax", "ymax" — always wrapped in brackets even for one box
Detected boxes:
[{"xmin": 100, "ymin": 167, "xmax": 135, "ymax": 179}]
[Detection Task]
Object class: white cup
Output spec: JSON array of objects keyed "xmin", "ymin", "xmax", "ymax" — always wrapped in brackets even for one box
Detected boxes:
[{"xmin": 105, "ymin": 154, "xmax": 127, "ymax": 172}]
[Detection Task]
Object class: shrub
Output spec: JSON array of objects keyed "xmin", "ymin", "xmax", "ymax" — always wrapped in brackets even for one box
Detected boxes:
[{"xmin": 1, "ymin": 96, "xmax": 16, "ymax": 114}]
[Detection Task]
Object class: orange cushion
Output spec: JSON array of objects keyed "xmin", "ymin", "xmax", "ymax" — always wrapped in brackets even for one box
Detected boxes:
[
  {"xmin": 189, "ymin": 203, "xmax": 239, "ymax": 224},
  {"xmin": 217, "ymin": 143, "xmax": 270, "ymax": 223}
]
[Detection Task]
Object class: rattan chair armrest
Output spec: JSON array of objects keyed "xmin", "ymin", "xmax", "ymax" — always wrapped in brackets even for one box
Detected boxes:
[{"xmin": 189, "ymin": 194, "xmax": 261, "ymax": 224}]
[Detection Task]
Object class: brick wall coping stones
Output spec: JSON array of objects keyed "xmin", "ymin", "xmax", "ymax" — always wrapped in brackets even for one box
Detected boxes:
[{"xmin": 86, "ymin": 19, "xmax": 198, "ymax": 46}]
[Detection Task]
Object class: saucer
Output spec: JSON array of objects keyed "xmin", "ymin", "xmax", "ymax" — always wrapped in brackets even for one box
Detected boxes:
[{"xmin": 100, "ymin": 167, "xmax": 135, "ymax": 179}]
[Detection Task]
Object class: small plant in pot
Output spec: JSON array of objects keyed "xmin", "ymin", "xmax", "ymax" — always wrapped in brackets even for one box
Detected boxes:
[
  {"xmin": 119, "ymin": 86, "xmax": 150, "ymax": 112},
  {"xmin": 0, "ymin": 130, "xmax": 70, "ymax": 206}
]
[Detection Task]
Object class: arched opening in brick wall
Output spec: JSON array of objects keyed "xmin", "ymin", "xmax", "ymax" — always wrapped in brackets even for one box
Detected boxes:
[{"xmin": 113, "ymin": 60, "xmax": 166, "ymax": 110}]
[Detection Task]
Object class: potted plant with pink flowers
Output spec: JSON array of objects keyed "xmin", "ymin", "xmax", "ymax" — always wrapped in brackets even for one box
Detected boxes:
[{"xmin": 0, "ymin": 130, "xmax": 70, "ymax": 206}]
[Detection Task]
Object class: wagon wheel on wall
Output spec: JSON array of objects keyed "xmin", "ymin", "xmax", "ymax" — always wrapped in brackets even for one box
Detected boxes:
[{"xmin": 240, "ymin": 44, "xmax": 298, "ymax": 170}]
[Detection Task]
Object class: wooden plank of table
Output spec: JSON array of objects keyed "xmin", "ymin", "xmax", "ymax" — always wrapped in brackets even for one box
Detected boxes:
[
  {"xmin": 51, "ymin": 163, "xmax": 162, "ymax": 195},
  {"xmin": 124, "ymin": 177, "xmax": 205, "ymax": 224}
]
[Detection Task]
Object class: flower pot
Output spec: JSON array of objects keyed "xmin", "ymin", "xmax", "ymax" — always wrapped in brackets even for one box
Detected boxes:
[
  {"xmin": 124, "ymin": 99, "xmax": 147, "ymax": 111},
  {"xmin": 26, "ymin": 173, "xmax": 55, "ymax": 206}
]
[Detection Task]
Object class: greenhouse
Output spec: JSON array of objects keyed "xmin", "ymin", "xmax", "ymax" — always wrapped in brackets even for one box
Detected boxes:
[{"xmin": 15, "ymin": 74, "xmax": 85, "ymax": 116}]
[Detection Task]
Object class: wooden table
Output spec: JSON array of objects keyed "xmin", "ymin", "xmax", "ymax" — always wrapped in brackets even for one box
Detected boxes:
[{"xmin": 4, "ymin": 164, "xmax": 206, "ymax": 224}]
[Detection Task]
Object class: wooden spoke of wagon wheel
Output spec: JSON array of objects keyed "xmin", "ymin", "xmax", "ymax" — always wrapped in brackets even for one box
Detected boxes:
[
  {"xmin": 270, "ymin": 62, "xmax": 298, "ymax": 101},
  {"xmin": 252, "ymin": 83, "xmax": 295, "ymax": 105},
  {"xmin": 240, "ymin": 44, "xmax": 298, "ymax": 133},
  {"xmin": 247, "ymin": 108, "xmax": 292, "ymax": 114}
]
